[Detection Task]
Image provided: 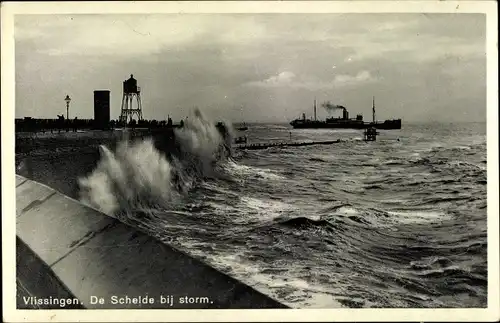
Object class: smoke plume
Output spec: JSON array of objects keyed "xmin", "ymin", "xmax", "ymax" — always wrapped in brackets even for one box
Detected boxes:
[{"xmin": 322, "ymin": 101, "xmax": 346, "ymax": 113}]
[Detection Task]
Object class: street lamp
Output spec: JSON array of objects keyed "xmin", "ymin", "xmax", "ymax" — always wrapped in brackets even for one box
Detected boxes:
[{"xmin": 64, "ymin": 95, "xmax": 71, "ymax": 120}]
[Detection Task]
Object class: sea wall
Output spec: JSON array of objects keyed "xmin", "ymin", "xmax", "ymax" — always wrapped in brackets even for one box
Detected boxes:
[{"xmin": 15, "ymin": 175, "xmax": 287, "ymax": 309}]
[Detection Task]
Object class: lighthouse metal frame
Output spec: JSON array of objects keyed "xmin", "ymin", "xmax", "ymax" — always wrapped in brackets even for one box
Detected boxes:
[{"xmin": 119, "ymin": 74, "xmax": 143, "ymax": 124}]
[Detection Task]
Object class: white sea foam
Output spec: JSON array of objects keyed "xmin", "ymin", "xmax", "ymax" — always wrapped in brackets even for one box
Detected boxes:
[
  {"xmin": 387, "ymin": 210, "xmax": 450, "ymax": 224},
  {"xmin": 177, "ymin": 243, "xmax": 344, "ymax": 309},
  {"xmin": 240, "ymin": 196, "xmax": 292, "ymax": 220},
  {"xmin": 225, "ymin": 160, "xmax": 285, "ymax": 180}
]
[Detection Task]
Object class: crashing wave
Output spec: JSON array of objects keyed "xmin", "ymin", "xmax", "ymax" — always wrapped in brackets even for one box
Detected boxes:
[{"xmin": 78, "ymin": 109, "xmax": 233, "ymax": 219}]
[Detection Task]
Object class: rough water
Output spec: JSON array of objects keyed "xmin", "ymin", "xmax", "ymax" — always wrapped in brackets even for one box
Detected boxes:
[{"xmin": 17, "ymin": 117, "xmax": 487, "ymax": 308}]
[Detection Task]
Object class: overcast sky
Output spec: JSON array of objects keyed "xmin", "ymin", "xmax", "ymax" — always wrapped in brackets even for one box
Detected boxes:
[{"xmin": 15, "ymin": 13, "xmax": 486, "ymax": 123}]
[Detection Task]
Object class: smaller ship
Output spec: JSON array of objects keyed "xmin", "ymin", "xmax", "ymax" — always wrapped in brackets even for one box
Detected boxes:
[
  {"xmin": 237, "ymin": 123, "xmax": 248, "ymax": 131},
  {"xmin": 290, "ymin": 97, "xmax": 401, "ymax": 130},
  {"xmin": 363, "ymin": 127, "xmax": 379, "ymax": 141}
]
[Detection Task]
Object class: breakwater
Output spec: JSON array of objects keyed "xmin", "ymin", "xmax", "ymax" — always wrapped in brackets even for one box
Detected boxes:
[
  {"xmin": 16, "ymin": 175, "xmax": 287, "ymax": 309},
  {"xmin": 236, "ymin": 139, "xmax": 342, "ymax": 150}
]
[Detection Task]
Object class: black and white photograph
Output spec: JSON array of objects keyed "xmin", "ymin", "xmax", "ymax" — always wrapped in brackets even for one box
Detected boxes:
[{"xmin": 2, "ymin": 1, "xmax": 498, "ymax": 322}]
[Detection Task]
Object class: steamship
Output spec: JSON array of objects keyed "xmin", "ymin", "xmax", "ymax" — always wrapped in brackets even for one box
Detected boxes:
[{"xmin": 290, "ymin": 97, "xmax": 401, "ymax": 130}]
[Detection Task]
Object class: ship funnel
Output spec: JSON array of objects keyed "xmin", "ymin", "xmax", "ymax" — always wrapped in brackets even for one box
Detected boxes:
[{"xmin": 342, "ymin": 109, "xmax": 349, "ymax": 120}]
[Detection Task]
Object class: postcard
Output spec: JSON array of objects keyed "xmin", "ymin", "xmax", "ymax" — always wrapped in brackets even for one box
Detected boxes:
[{"xmin": 2, "ymin": 1, "xmax": 498, "ymax": 322}]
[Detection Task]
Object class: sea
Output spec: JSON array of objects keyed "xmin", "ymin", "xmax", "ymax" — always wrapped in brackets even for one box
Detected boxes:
[{"xmin": 16, "ymin": 118, "xmax": 487, "ymax": 308}]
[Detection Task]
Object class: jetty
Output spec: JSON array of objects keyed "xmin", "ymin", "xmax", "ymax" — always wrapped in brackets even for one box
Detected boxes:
[{"xmin": 236, "ymin": 139, "xmax": 342, "ymax": 150}]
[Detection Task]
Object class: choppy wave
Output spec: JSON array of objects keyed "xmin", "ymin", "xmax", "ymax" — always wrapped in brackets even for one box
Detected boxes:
[{"xmin": 25, "ymin": 121, "xmax": 487, "ymax": 309}]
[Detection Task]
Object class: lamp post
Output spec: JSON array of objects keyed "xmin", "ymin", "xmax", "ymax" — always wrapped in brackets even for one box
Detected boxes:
[{"xmin": 64, "ymin": 95, "xmax": 71, "ymax": 120}]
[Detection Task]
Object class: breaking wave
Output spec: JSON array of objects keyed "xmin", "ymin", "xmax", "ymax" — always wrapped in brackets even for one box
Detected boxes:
[{"xmin": 78, "ymin": 109, "xmax": 233, "ymax": 219}]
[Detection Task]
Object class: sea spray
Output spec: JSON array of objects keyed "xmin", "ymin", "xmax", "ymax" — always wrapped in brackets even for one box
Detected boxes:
[
  {"xmin": 78, "ymin": 139, "xmax": 180, "ymax": 217},
  {"xmin": 174, "ymin": 109, "xmax": 230, "ymax": 177},
  {"xmin": 78, "ymin": 109, "xmax": 233, "ymax": 219}
]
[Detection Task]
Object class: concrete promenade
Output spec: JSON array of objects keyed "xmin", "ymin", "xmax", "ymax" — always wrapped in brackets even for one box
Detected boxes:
[{"xmin": 15, "ymin": 175, "xmax": 287, "ymax": 309}]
